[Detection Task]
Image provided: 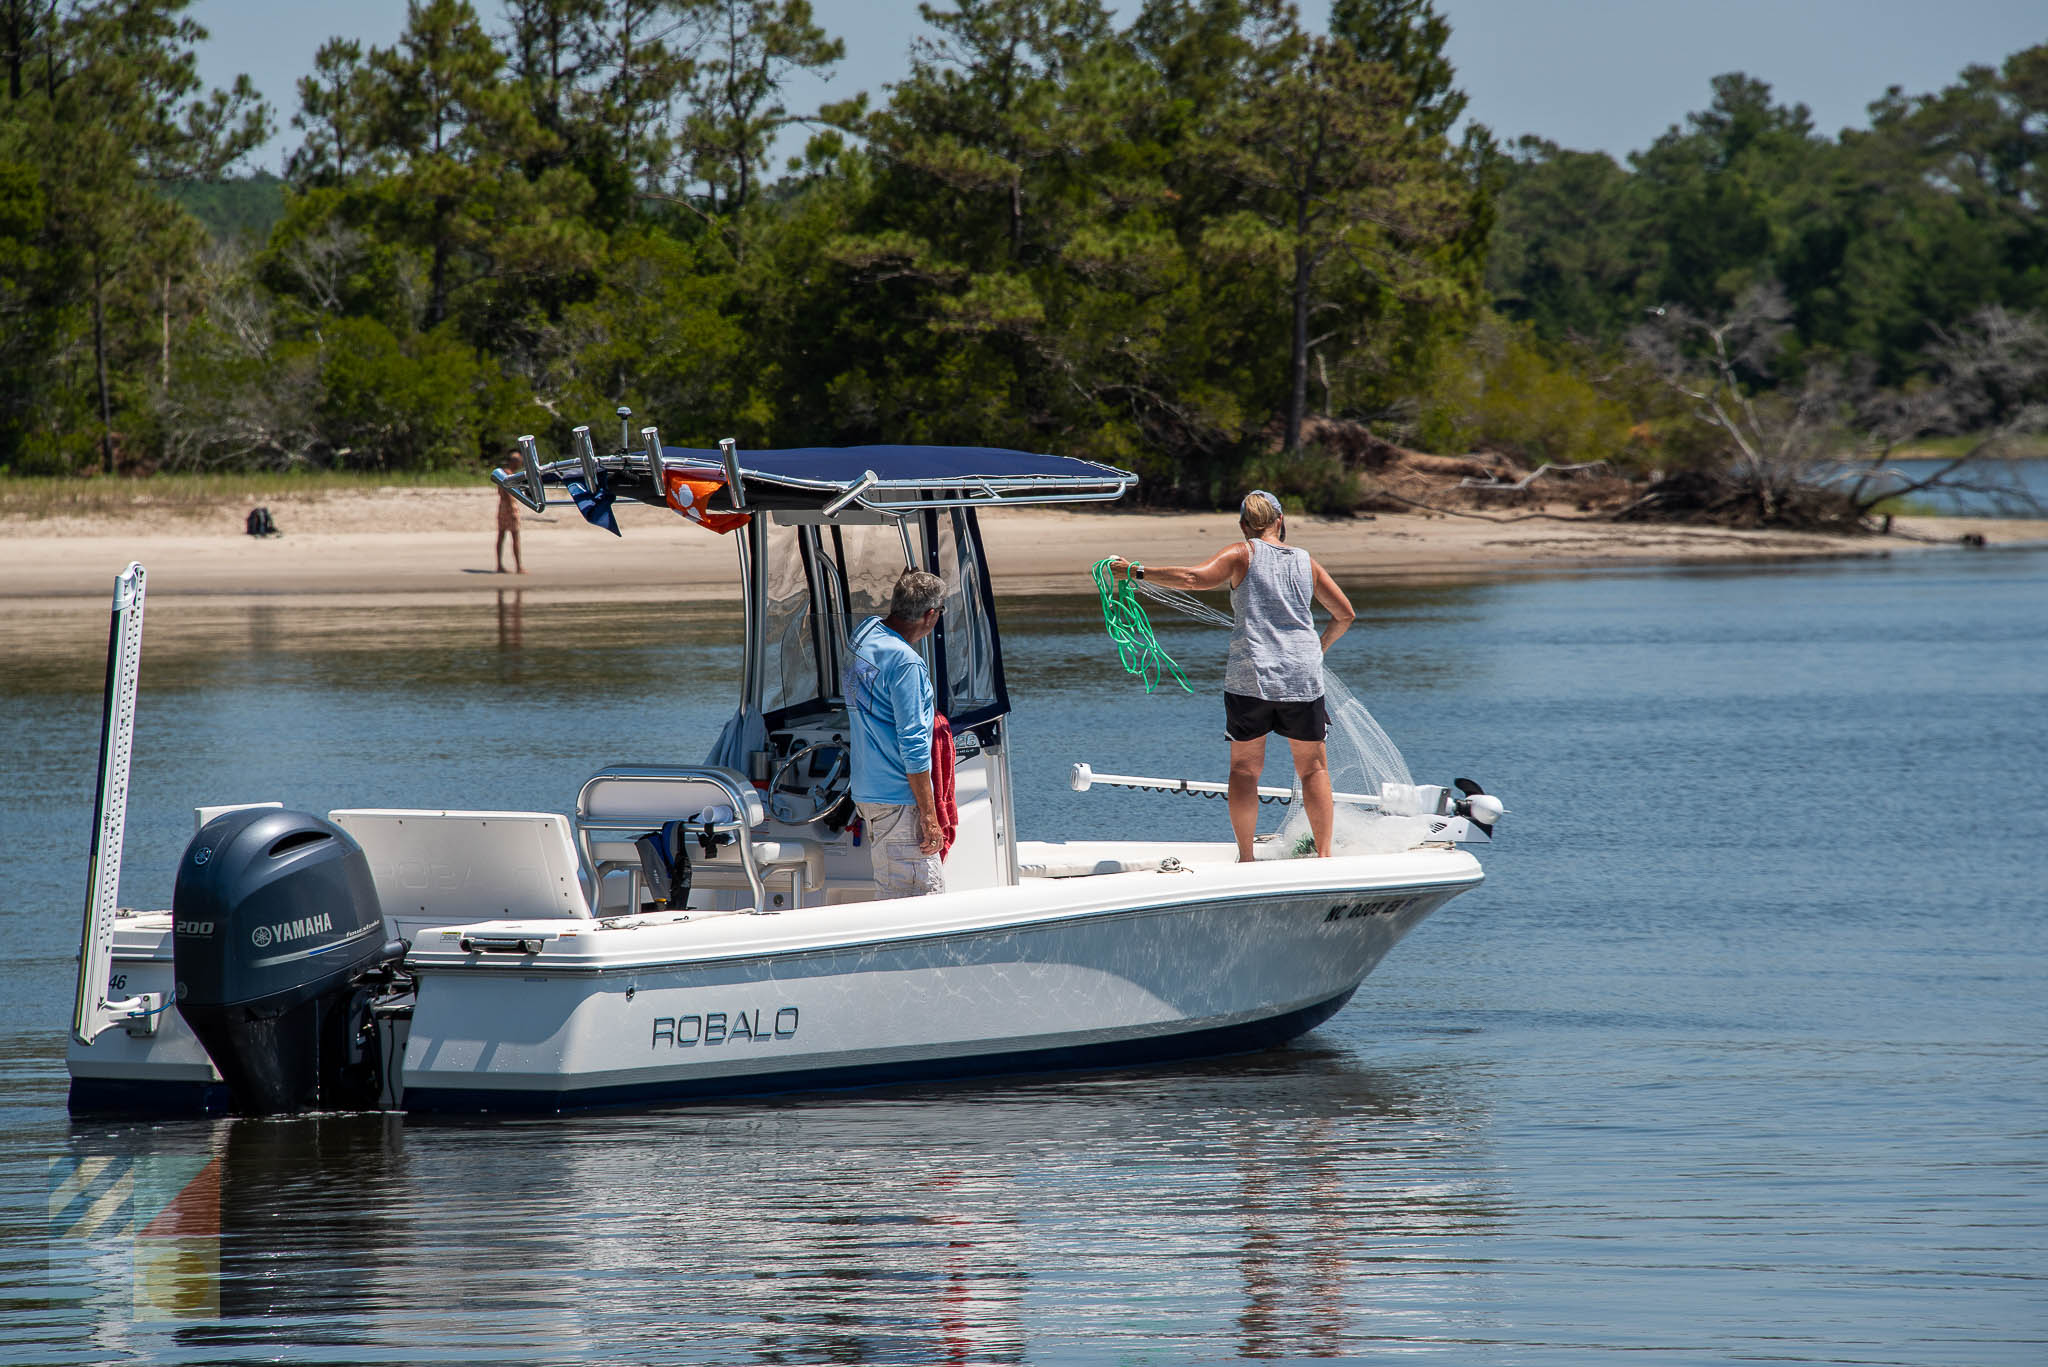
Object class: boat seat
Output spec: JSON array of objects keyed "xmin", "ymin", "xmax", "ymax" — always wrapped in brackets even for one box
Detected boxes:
[
  {"xmin": 575, "ymin": 765, "xmax": 822, "ymax": 911},
  {"xmin": 328, "ymin": 809, "xmax": 593, "ymax": 938}
]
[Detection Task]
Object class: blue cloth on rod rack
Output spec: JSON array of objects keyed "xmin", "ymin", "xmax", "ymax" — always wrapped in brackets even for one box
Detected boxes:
[{"xmin": 567, "ymin": 474, "xmax": 621, "ymax": 536}]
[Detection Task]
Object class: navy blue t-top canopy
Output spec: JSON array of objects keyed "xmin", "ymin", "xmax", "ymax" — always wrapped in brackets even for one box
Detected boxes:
[{"xmin": 661, "ymin": 444, "xmax": 1132, "ymax": 491}]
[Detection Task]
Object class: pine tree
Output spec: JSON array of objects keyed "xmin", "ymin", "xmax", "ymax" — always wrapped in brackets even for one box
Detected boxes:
[
  {"xmin": 678, "ymin": 0, "xmax": 843, "ymax": 218},
  {"xmin": 17, "ymin": 0, "xmax": 267, "ymax": 472},
  {"xmin": 1204, "ymin": 19, "xmax": 1470, "ymax": 451}
]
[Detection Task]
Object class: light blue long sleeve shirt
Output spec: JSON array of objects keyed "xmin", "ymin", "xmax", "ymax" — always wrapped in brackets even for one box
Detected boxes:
[{"xmin": 848, "ymin": 617, "xmax": 934, "ymax": 805}]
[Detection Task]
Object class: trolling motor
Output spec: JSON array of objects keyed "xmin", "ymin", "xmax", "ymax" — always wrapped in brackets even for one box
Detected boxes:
[
  {"xmin": 1312, "ymin": 776, "xmax": 1508, "ymax": 843},
  {"xmin": 1451, "ymin": 778, "xmax": 1507, "ymax": 837},
  {"xmin": 1068, "ymin": 763, "xmax": 1508, "ymax": 844}
]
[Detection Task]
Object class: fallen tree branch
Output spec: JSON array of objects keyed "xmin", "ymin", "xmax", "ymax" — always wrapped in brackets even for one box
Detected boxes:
[
  {"xmin": 1457, "ymin": 460, "xmax": 1611, "ymax": 491},
  {"xmin": 1362, "ymin": 487, "xmax": 1621, "ymax": 523}
]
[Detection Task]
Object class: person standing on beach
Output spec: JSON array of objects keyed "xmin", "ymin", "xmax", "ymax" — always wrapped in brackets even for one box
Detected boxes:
[
  {"xmin": 494, "ymin": 450, "xmax": 525, "ymax": 574},
  {"xmin": 1109, "ymin": 490, "xmax": 1354, "ymax": 861},
  {"xmin": 848, "ymin": 569, "xmax": 947, "ymax": 898}
]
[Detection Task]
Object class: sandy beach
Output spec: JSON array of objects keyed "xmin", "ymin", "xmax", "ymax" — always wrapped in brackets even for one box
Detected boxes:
[{"xmin": 4, "ymin": 485, "xmax": 2043, "ymax": 605}]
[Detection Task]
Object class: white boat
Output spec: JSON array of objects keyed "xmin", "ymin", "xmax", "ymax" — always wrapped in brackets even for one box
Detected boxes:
[{"xmin": 65, "ymin": 434, "xmax": 1499, "ymax": 1114}]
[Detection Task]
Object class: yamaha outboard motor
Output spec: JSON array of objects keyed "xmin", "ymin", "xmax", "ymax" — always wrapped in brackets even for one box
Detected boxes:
[{"xmin": 173, "ymin": 808, "xmax": 405, "ymax": 1115}]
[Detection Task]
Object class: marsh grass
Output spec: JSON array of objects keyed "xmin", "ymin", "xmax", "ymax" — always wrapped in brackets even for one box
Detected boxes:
[
  {"xmin": 0, "ymin": 469, "xmax": 485, "ymax": 521},
  {"xmin": 1867, "ymin": 494, "xmax": 1943, "ymax": 518}
]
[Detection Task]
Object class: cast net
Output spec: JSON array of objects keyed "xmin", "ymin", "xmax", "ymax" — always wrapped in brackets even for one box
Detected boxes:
[{"xmin": 1118, "ymin": 570, "xmax": 1434, "ymax": 857}]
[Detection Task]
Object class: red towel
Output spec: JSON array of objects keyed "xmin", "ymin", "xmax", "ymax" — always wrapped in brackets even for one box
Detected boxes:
[{"xmin": 933, "ymin": 714, "xmax": 959, "ymax": 857}]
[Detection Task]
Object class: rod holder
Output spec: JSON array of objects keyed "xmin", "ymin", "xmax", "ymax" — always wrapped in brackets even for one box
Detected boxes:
[
  {"xmin": 719, "ymin": 437, "xmax": 747, "ymax": 511},
  {"xmin": 822, "ymin": 469, "xmax": 879, "ymax": 517},
  {"xmin": 573, "ymin": 425, "xmax": 600, "ymax": 491},
  {"xmin": 515, "ymin": 434, "xmax": 546, "ymax": 512},
  {"xmin": 641, "ymin": 426, "xmax": 665, "ymax": 489}
]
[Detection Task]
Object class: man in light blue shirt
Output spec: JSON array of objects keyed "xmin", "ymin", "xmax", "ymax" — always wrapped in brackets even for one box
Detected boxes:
[{"xmin": 848, "ymin": 569, "xmax": 946, "ymax": 897}]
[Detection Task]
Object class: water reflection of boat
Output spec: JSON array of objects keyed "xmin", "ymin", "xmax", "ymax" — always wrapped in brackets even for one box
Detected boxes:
[
  {"xmin": 67, "ymin": 439, "xmax": 1495, "ymax": 1115},
  {"xmin": 57, "ymin": 1056, "xmax": 1500, "ymax": 1357}
]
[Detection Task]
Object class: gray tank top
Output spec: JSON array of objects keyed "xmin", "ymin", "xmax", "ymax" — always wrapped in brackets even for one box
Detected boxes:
[{"xmin": 1225, "ymin": 540, "xmax": 1323, "ymax": 701}]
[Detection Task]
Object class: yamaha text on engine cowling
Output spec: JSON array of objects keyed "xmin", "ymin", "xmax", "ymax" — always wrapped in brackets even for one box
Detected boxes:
[{"xmin": 172, "ymin": 809, "xmax": 408, "ymax": 1114}]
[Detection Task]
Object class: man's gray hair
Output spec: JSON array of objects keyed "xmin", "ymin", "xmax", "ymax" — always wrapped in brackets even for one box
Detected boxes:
[{"xmin": 889, "ymin": 569, "xmax": 946, "ymax": 620}]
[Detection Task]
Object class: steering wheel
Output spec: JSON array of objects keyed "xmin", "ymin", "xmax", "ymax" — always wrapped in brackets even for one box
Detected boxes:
[{"xmin": 768, "ymin": 742, "xmax": 853, "ymax": 826}]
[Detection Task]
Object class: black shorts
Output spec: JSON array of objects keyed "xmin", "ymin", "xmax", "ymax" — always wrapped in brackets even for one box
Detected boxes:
[{"xmin": 1224, "ymin": 691, "xmax": 1328, "ymax": 743}]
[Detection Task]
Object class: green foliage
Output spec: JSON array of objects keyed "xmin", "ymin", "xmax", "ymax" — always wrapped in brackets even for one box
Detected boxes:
[
  {"xmin": 1239, "ymin": 444, "xmax": 1357, "ymax": 514},
  {"xmin": 1488, "ymin": 49, "xmax": 2048, "ymax": 387},
  {"xmin": 1329, "ymin": 0, "xmax": 1464, "ymax": 140},
  {"xmin": 546, "ymin": 228, "xmax": 754, "ymax": 443},
  {"xmin": 0, "ymin": 0, "xmax": 270, "ymax": 474},
  {"xmin": 1205, "ymin": 20, "xmax": 1477, "ymax": 451},
  {"xmin": 1417, "ymin": 317, "xmax": 1632, "ymax": 467},
  {"xmin": 0, "ymin": 465, "xmax": 485, "ymax": 518},
  {"xmin": 165, "ymin": 172, "xmax": 285, "ymax": 241},
  {"xmin": 3, "ymin": 0, "xmax": 2043, "ymax": 512},
  {"xmin": 0, "ymin": 150, "xmax": 62, "ymax": 471},
  {"xmin": 316, "ymin": 317, "xmax": 501, "ymax": 469},
  {"xmin": 1486, "ymin": 138, "xmax": 1645, "ymax": 344},
  {"xmin": 823, "ymin": 0, "xmax": 1235, "ymax": 478},
  {"xmin": 678, "ymin": 0, "xmax": 844, "ymax": 217}
]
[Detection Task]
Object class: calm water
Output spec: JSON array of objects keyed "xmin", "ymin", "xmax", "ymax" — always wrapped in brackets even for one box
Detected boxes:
[
  {"xmin": 1881, "ymin": 456, "xmax": 2048, "ymax": 515},
  {"xmin": 3, "ymin": 546, "xmax": 2045, "ymax": 1364}
]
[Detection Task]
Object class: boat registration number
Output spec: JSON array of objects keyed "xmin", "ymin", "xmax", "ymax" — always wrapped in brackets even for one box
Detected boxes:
[{"xmin": 1323, "ymin": 897, "xmax": 1414, "ymax": 923}]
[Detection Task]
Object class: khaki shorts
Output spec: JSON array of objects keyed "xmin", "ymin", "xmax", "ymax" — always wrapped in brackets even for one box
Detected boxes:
[{"xmin": 858, "ymin": 802, "xmax": 944, "ymax": 899}]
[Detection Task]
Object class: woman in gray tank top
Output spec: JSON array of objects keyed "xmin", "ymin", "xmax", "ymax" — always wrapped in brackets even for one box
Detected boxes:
[{"xmin": 1108, "ymin": 491, "xmax": 1355, "ymax": 860}]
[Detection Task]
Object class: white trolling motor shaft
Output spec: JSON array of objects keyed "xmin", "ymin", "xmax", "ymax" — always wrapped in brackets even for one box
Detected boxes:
[{"xmin": 1069, "ymin": 762, "xmax": 1508, "ymax": 835}]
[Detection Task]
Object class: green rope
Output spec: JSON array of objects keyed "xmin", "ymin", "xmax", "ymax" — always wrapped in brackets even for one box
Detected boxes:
[{"xmin": 1092, "ymin": 557, "xmax": 1194, "ymax": 695}]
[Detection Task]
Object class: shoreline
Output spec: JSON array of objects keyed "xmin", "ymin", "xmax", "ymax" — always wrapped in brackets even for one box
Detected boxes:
[{"xmin": 4, "ymin": 486, "xmax": 2043, "ymax": 605}]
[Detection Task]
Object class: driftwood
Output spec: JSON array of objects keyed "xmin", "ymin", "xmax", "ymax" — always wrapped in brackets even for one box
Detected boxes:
[
  {"xmin": 1609, "ymin": 468, "xmax": 1860, "ymax": 528},
  {"xmin": 1458, "ymin": 460, "xmax": 1611, "ymax": 491},
  {"xmin": 1628, "ymin": 292, "xmax": 2046, "ymax": 532}
]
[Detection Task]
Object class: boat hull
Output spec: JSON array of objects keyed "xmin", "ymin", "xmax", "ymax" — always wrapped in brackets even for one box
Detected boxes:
[
  {"xmin": 400, "ymin": 857, "xmax": 1472, "ymax": 1112},
  {"xmin": 401, "ymin": 987, "xmax": 1360, "ymax": 1111},
  {"xmin": 70, "ymin": 850, "xmax": 1481, "ymax": 1115}
]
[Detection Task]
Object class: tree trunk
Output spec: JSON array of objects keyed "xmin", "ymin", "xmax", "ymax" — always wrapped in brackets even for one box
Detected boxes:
[
  {"xmin": 1010, "ymin": 174, "xmax": 1023, "ymax": 261},
  {"xmin": 159, "ymin": 272, "xmax": 171, "ymax": 389},
  {"xmin": 93, "ymin": 262, "xmax": 114, "ymax": 475},
  {"xmin": 1286, "ymin": 236, "xmax": 1312, "ymax": 456},
  {"xmin": 429, "ymin": 198, "xmax": 449, "ymax": 326},
  {"xmin": 6, "ymin": 4, "xmax": 21, "ymax": 102}
]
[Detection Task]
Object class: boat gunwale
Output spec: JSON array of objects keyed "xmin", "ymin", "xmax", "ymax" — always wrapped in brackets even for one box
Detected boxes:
[{"xmin": 397, "ymin": 858, "xmax": 1483, "ymax": 978}]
